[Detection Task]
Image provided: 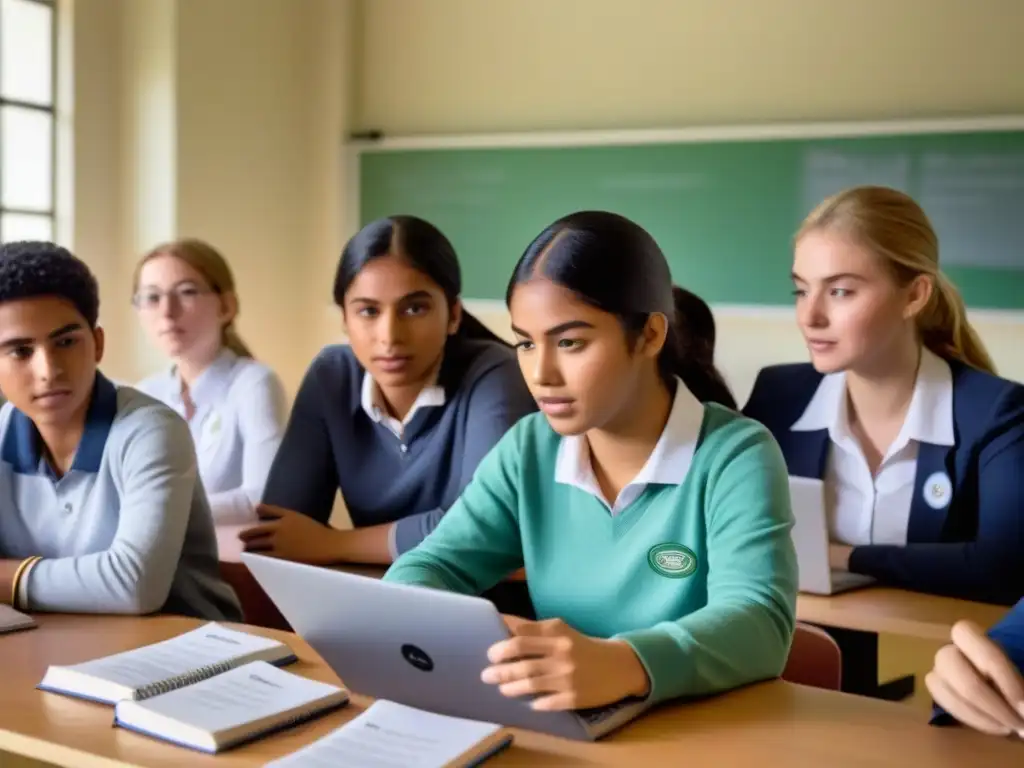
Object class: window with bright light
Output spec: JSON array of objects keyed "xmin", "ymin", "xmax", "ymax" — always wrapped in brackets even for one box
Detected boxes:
[{"xmin": 0, "ymin": 0, "xmax": 55, "ymax": 243}]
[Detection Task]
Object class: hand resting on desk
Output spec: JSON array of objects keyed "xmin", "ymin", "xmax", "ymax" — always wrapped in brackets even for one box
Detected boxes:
[
  {"xmin": 484, "ymin": 615, "xmax": 650, "ymax": 711},
  {"xmin": 239, "ymin": 505, "xmax": 342, "ymax": 564},
  {"xmin": 238, "ymin": 505, "xmax": 393, "ymax": 565}
]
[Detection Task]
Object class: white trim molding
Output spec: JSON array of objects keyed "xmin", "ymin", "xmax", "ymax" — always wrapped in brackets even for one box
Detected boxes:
[{"xmin": 352, "ymin": 115, "xmax": 1024, "ymax": 153}]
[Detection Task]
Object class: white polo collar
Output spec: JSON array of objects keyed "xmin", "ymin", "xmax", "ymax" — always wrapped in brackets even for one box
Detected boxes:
[
  {"xmin": 555, "ymin": 377, "xmax": 706, "ymax": 512},
  {"xmin": 360, "ymin": 371, "xmax": 446, "ymax": 429}
]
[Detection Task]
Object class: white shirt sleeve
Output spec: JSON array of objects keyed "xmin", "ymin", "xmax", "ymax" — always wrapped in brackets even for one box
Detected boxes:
[{"xmin": 206, "ymin": 367, "xmax": 287, "ymax": 524}]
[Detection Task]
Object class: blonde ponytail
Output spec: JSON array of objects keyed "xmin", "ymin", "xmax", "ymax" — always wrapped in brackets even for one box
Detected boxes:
[
  {"xmin": 920, "ymin": 272, "xmax": 996, "ymax": 374},
  {"xmin": 798, "ymin": 185, "xmax": 995, "ymax": 374}
]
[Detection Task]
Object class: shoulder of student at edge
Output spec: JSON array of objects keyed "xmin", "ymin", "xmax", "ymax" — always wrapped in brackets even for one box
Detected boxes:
[
  {"xmin": 950, "ymin": 360, "xmax": 1024, "ymax": 410},
  {"xmin": 299, "ymin": 344, "xmax": 362, "ymax": 392},
  {"xmin": 700, "ymin": 403, "xmax": 786, "ymax": 463}
]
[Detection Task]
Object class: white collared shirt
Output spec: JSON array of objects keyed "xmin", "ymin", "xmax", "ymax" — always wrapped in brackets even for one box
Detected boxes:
[
  {"xmin": 137, "ymin": 350, "xmax": 287, "ymax": 533},
  {"xmin": 554, "ymin": 377, "xmax": 706, "ymax": 515},
  {"xmin": 790, "ymin": 348, "xmax": 955, "ymax": 546},
  {"xmin": 360, "ymin": 371, "xmax": 447, "ymax": 559},
  {"xmin": 360, "ymin": 372, "xmax": 446, "ymax": 441}
]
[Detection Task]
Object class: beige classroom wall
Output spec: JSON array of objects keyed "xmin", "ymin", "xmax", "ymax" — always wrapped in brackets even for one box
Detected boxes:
[
  {"xmin": 358, "ymin": 0, "xmax": 1024, "ymax": 135},
  {"xmin": 357, "ymin": 0, "xmax": 1024, "ymax": 395},
  {"xmin": 66, "ymin": 0, "xmax": 128, "ymax": 373},
  {"xmin": 66, "ymin": 0, "xmax": 357, "ymax": 395}
]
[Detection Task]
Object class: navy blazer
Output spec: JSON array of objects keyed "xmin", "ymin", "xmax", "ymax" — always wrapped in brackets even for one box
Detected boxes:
[{"xmin": 743, "ymin": 361, "xmax": 1024, "ymax": 606}]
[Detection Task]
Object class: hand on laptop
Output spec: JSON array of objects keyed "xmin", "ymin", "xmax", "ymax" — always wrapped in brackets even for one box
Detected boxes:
[
  {"xmin": 926, "ymin": 620, "xmax": 1024, "ymax": 738},
  {"xmin": 829, "ymin": 544, "xmax": 853, "ymax": 571},
  {"xmin": 480, "ymin": 617, "xmax": 650, "ymax": 711},
  {"xmin": 500, "ymin": 614, "xmax": 531, "ymax": 633}
]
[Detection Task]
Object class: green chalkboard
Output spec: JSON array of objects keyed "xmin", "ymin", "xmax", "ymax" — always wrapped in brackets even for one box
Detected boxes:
[{"xmin": 359, "ymin": 129, "xmax": 1024, "ymax": 308}]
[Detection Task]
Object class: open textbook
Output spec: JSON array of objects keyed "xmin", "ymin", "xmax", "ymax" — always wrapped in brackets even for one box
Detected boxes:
[
  {"xmin": 113, "ymin": 661, "xmax": 348, "ymax": 754},
  {"xmin": 37, "ymin": 622, "xmax": 296, "ymax": 704},
  {"xmin": 0, "ymin": 604, "xmax": 35, "ymax": 634},
  {"xmin": 266, "ymin": 699, "xmax": 512, "ymax": 768}
]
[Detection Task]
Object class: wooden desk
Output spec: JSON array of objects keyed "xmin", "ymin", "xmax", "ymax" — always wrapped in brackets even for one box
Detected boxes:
[
  {"xmin": 1, "ymin": 615, "xmax": 1020, "ymax": 766},
  {"xmin": 338, "ymin": 572, "xmax": 1008, "ymax": 641},
  {"xmin": 797, "ymin": 588, "xmax": 1009, "ymax": 641},
  {"xmin": 338, "ymin": 571, "xmax": 1008, "ymax": 643},
  {"xmin": 796, "ymin": 588, "xmax": 1010, "ymax": 701}
]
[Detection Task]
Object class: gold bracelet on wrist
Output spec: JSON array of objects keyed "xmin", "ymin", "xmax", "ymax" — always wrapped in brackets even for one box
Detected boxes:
[{"xmin": 10, "ymin": 555, "xmax": 42, "ymax": 609}]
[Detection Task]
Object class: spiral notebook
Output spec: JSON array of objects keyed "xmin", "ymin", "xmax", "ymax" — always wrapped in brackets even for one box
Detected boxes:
[
  {"xmin": 114, "ymin": 661, "xmax": 348, "ymax": 754},
  {"xmin": 37, "ymin": 622, "xmax": 296, "ymax": 705}
]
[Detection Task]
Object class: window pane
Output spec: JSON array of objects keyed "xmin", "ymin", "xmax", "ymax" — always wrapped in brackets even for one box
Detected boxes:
[
  {"xmin": 2, "ymin": 212, "xmax": 52, "ymax": 242},
  {"xmin": 1, "ymin": 106, "xmax": 52, "ymax": 211},
  {"xmin": 1, "ymin": 0, "xmax": 53, "ymax": 106}
]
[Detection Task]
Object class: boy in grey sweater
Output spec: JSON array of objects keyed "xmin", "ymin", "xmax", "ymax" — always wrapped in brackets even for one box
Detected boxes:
[{"xmin": 0, "ymin": 241, "xmax": 239, "ymax": 620}]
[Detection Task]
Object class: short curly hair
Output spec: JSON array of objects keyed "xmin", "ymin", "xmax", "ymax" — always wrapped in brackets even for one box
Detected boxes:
[{"xmin": 0, "ymin": 241, "xmax": 100, "ymax": 327}]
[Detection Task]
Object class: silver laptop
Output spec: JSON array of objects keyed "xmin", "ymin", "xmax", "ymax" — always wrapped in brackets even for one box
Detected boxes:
[
  {"xmin": 788, "ymin": 476, "xmax": 874, "ymax": 595},
  {"xmin": 241, "ymin": 553, "xmax": 647, "ymax": 741}
]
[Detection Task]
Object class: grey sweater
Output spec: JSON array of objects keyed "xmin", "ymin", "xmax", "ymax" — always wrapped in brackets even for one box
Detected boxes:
[
  {"xmin": 0, "ymin": 374, "xmax": 241, "ymax": 620},
  {"xmin": 262, "ymin": 338, "xmax": 537, "ymax": 554}
]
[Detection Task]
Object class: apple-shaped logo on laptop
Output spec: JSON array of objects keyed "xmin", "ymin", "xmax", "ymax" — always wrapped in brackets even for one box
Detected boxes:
[{"xmin": 400, "ymin": 643, "xmax": 434, "ymax": 672}]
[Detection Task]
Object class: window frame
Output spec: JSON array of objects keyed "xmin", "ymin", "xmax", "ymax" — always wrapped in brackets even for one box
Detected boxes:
[{"xmin": 0, "ymin": 0, "xmax": 57, "ymax": 242}]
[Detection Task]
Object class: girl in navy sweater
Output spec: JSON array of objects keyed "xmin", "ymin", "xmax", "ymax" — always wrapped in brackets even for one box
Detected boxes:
[{"xmin": 240, "ymin": 217, "xmax": 535, "ymax": 576}]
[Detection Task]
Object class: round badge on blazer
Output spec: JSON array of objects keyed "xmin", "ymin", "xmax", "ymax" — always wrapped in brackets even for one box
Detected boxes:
[
  {"xmin": 923, "ymin": 471, "xmax": 952, "ymax": 510},
  {"xmin": 647, "ymin": 543, "xmax": 698, "ymax": 578}
]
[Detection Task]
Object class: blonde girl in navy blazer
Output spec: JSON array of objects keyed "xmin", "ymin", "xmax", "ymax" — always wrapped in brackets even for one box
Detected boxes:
[{"xmin": 744, "ymin": 186, "xmax": 1024, "ymax": 608}]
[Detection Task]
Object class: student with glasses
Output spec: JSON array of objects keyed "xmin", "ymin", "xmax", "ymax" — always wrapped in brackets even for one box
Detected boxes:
[{"xmin": 134, "ymin": 239, "xmax": 287, "ymax": 559}]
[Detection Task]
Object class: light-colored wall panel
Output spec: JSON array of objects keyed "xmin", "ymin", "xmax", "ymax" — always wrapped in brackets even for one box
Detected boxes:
[{"xmin": 358, "ymin": 0, "xmax": 1024, "ymax": 135}]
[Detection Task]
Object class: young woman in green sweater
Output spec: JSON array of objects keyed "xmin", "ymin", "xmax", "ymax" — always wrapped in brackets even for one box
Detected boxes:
[{"xmin": 384, "ymin": 211, "xmax": 798, "ymax": 712}]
